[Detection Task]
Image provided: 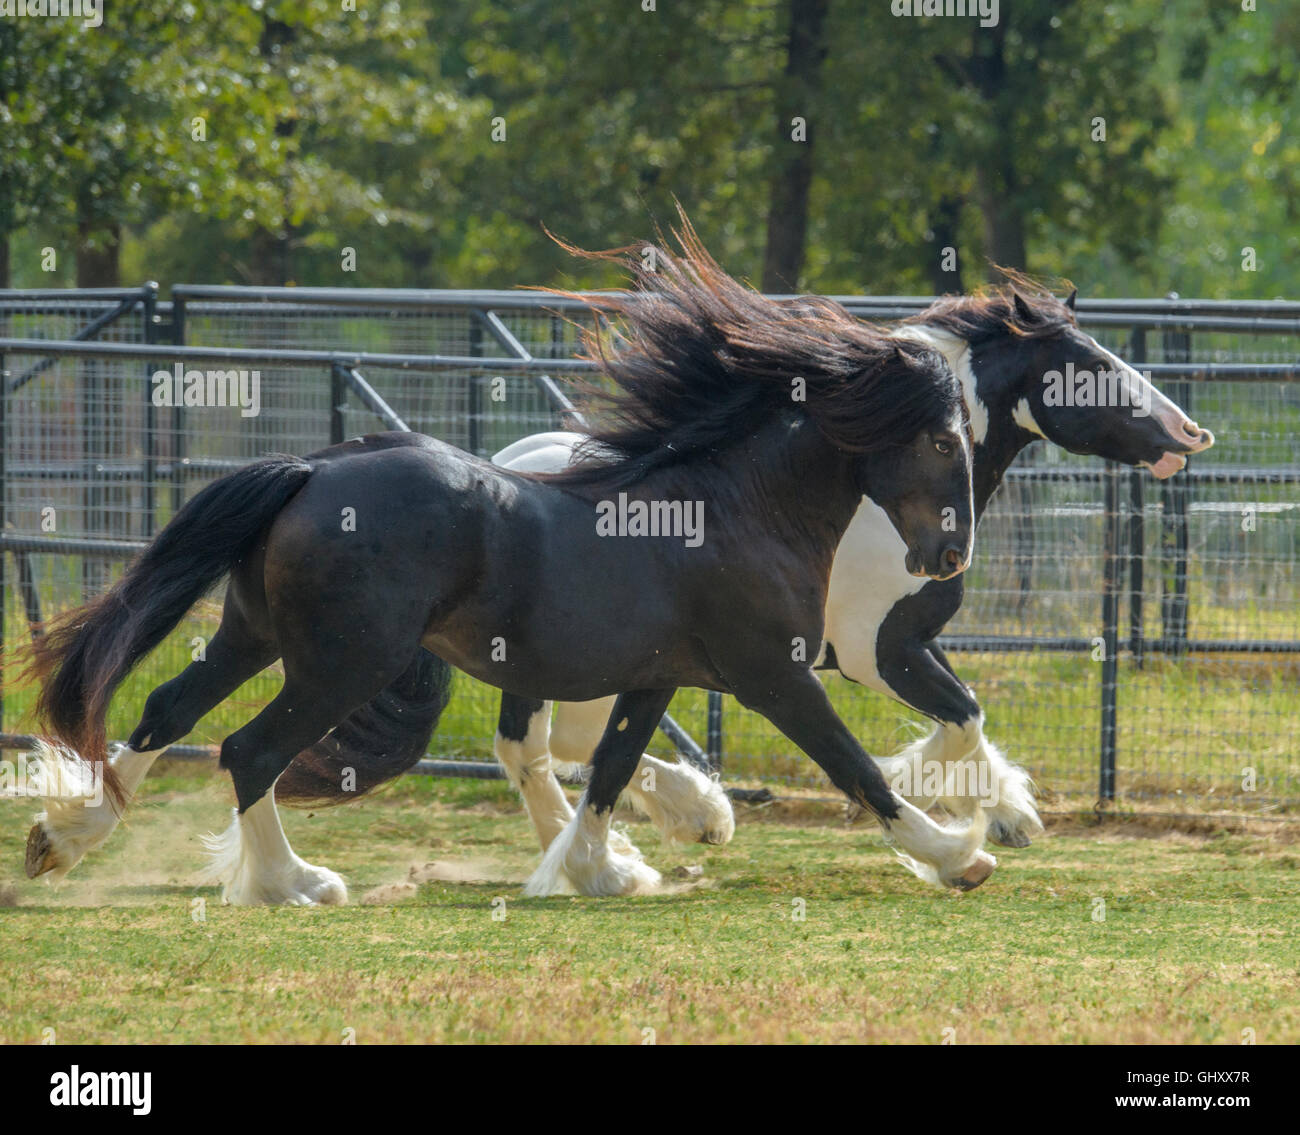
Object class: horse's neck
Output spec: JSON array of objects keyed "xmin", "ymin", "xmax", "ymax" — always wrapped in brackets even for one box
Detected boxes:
[
  {"xmin": 728, "ymin": 416, "xmax": 862, "ymax": 551},
  {"xmin": 973, "ymin": 422, "xmax": 1033, "ymax": 518},
  {"xmin": 956, "ymin": 345, "xmax": 1034, "ymax": 519}
]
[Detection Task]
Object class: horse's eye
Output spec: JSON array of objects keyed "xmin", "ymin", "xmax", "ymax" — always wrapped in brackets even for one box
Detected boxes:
[{"xmin": 934, "ymin": 439, "xmax": 953, "ymax": 457}]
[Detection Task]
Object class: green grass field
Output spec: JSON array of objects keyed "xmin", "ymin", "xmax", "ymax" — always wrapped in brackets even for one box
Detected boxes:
[{"xmin": 1, "ymin": 764, "xmax": 1297, "ymax": 1044}]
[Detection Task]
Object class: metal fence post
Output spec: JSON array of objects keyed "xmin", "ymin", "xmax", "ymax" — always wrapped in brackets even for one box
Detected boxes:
[
  {"xmin": 330, "ymin": 362, "xmax": 347, "ymax": 445},
  {"xmin": 467, "ymin": 314, "xmax": 483, "ymax": 456},
  {"xmin": 1127, "ymin": 326, "xmax": 1146, "ymax": 668},
  {"xmin": 142, "ymin": 283, "xmax": 158, "ymax": 537},
  {"xmin": 1099, "ymin": 461, "xmax": 1123, "ymax": 800},
  {"xmin": 0, "ymin": 349, "xmax": 6, "ymax": 733},
  {"xmin": 706, "ymin": 690, "xmax": 723, "ymax": 773},
  {"xmin": 1160, "ymin": 305, "xmax": 1191, "ymax": 656},
  {"xmin": 170, "ymin": 290, "xmax": 187, "ymax": 517}
]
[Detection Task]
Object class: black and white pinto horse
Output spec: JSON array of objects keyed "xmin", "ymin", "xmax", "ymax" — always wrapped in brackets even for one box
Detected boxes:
[
  {"xmin": 21, "ymin": 226, "xmax": 989, "ymax": 903},
  {"xmin": 478, "ymin": 282, "xmax": 1216, "ymax": 894}
]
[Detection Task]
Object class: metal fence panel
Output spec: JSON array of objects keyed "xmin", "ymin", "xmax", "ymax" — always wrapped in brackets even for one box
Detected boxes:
[{"xmin": 1, "ymin": 287, "xmax": 1296, "ymax": 812}]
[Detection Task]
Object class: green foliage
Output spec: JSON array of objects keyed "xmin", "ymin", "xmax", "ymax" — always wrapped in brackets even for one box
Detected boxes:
[{"xmin": 3, "ymin": 1, "xmax": 1296, "ymax": 295}]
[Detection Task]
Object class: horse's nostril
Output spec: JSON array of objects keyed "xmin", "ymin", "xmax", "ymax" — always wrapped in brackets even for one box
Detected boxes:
[
  {"xmin": 1183, "ymin": 419, "xmax": 1201, "ymax": 438},
  {"xmin": 941, "ymin": 545, "xmax": 963, "ymax": 572}
]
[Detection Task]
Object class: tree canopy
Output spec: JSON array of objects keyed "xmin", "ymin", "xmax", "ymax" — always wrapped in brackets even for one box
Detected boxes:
[{"xmin": 2, "ymin": 0, "xmax": 1294, "ymax": 297}]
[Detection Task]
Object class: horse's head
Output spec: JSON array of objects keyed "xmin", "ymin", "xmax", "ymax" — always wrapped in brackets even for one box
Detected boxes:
[
  {"xmin": 857, "ymin": 403, "xmax": 974, "ymax": 581},
  {"xmin": 963, "ymin": 291, "xmax": 1215, "ymax": 476}
]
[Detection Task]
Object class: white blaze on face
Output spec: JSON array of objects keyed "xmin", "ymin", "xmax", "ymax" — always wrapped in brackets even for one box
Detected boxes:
[
  {"xmin": 1090, "ymin": 339, "xmax": 1215, "ymax": 478},
  {"xmin": 892, "ymin": 324, "xmax": 988, "ymax": 445}
]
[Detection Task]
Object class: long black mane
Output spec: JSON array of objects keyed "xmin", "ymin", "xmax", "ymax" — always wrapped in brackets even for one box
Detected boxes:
[{"xmin": 543, "ymin": 217, "xmax": 962, "ymax": 490}]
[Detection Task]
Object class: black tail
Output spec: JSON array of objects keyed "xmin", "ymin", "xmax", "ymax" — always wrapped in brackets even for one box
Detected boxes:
[
  {"xmin": 274, "ymin": 648, "xmax": 453, "ymax": 806},
  {"xmin": 24, "ymin": 455, "xmax": 313, "ymax": 803}
]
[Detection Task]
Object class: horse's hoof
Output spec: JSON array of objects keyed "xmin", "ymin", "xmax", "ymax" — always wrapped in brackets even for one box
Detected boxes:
[
  {"xmin": 949, "ymin": 850, "xmax": 996, "ymax": 891},
  {"xmin": 989, "ymin": 824, "xmax": 1032, "ymax": 849},
  {"xmin": 25, "ymin": 823, "xmax": 56, "ymax": 879}
]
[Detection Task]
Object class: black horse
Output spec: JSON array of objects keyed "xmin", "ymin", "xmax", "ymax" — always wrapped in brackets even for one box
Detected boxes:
[
  {"xmin": 451, "ymin": 279, "xmax": 1217, "ymax": 892},
  {"xmin": 22, "ymin": 222, "xmax": 989, "ymax": 903}
]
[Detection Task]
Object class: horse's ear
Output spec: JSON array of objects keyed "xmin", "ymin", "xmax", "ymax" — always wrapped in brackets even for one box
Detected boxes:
[
  {"xmin": 1064, "ymin": 288, "xmax": 1078, "ymax": 313},
  {"xmin": 1013, "ymin": 292, "xmax": 1037, "ymax": 324}
]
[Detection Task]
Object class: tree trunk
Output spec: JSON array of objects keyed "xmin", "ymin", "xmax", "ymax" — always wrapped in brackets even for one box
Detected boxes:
[
  {"xmin": 976, "ymin": 161, "xmax": 1027, "ymax": 278},
  {"xmin": 0, "ymin": 233, "xmax": 10, "ymax": 289},
  {"xmin": 926, "ymin": 195, "xmax": 965, "ymax": 295},
  {"xmin": 761, "ymin": 0, "xmax": 830, "ymax": 293},
  {"xmin": 76, "ymin": 217, "xmax": 121, "ymax": 287},
  {"xmin": 962, "ymin": 20, "xmax": 1027, "ymax": 279},
  {"xmin": 248, "ymin": 225, "xmax": 292, "ymax": 286}
]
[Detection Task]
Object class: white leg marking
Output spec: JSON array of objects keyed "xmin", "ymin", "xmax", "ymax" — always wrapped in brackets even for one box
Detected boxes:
[
  {"xmin": 199, "ymin": 792, "xmax": 347, "ymax": 906},
  {"xmin": 878, "ymin": 785, "xmax": 998, "ymax": 889},
  {"xmin": 523, "ymin": 794, "xmax": 660, "ymax": 898},
  {"xmin": 625, "ymin": 755, "xmax": 734, "ymax": 845},
  {"xmin": 877, "ymin": 719, "xmax": 1041, "ymax": 846},
  {"xmin": 494, "ymin": 703, "xmax": 576, "ymax": 852},
  {"xmin": 547, "ymin": 696, "xmax": 644, "ymax": 858},
  {"xmin": 882, "ymin": 795, "xmax": 994, "ymax": 890},
  {"xmin": 548, "ymin": 697, "xmax": 615, "ymax": 778},
  {"xmin": 960, "ymin": 728, "xmax": 1043, "ymax": 846},
  {"xmin": 873, "ymin": 728, "xmax": 948, "ymax": 814},
  {"xmin": 24, "ymin": 741, "xmax": 164, "ymax": 882}
]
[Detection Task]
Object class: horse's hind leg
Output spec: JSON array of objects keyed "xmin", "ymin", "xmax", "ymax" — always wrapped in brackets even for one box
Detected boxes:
[
  {"xmin": 203, "ymin": 648, "xmax": 415, "ymax": 905},
  {"xmin": 26, "ymin": 612, "xmax": 277, "ymax": 882},
  {"xmin": 549, "ymin": 697, "xmax": 734, "ymax": 849},
  {"xmin": 525, "ymin": 688, "xmax": 677, "ymax": 898},
  {"xmin": 496, "ymin": 694, "xmax": 663, "ymax": 866},
  {"xmin": 495, "ymin": 694, "xmax": 572, "ymax": 850}
]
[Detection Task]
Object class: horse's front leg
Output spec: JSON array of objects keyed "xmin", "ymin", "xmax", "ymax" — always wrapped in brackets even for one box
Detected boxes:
[
  {"xmin": 867, "ymin": 625, "xmax": 1042, "ymax": 848},
  {"xmin": 734, "ymin": 669, "xmax": 995, "ymax": 890},
  {"xmin": 524, "ymin": 688, "xmax": 677, "ymax": 897}
]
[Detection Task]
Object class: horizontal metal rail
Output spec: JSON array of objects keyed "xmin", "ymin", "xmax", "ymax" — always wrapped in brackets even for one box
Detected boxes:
[
  {"xmin": 938, "ymin": 635, "xmax": 1300, "ymax": 655},
  {"xmin": 3, "ymin": 457, "xmax": 247, "ymax": 481},
  {"xmin": 0, "ymin": 287, "xmax": 154, "ymax": 302},
  {"xmin": 6, "ymin": 458, "xmax": 1298, "ymax": 490},
  {"xmin": 6, "ymin": 293, "xmax": 146, "ymax": 394},
  {"xmin": 1, "ymin": 533, "xmax": 148, "ymax": 557},
  {"xmin": 3, "ymin": 338, "xmax": 1293, "ymax": 384},
  {"xmin": 0, "ymin": 732, "xmax": 213, "ymax": 762},
  {"xmin": 168, "ymin": 284, "xmax": 1300, "ymax": 320},
  {"xmin": 0, "ymin": 337, "xmax": 600, "ymax": 373}
]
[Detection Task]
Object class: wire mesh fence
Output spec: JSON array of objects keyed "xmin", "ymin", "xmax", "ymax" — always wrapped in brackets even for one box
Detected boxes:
[{"xmin": 1, "ymin": 287, "xmax": 1296, "ymax": 813}]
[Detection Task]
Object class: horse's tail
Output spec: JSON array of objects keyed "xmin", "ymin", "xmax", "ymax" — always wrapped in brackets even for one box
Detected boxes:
[
  {"xmin": 274, "ymin": 648, "xmax": 453, "ymax": 806},
  {"xmin": 21, "ymin": 455, "xmax": 313, "ymax": 806}
]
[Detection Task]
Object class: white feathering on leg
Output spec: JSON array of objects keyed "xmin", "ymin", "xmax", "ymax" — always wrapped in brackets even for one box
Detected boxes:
[
  {"xmin": 24, "ymin": 740, "xmax": 163, "ymax": 882},
  {"xmin": 523, "ymin": 794, "xmax": 660, "ymax": 897},
  {"xmin": 881, "ymin": 794, "xmax": 993, "ymax": 889},
  {"xmin": 199, "ymin": 793, "xmax": 347, "ymax": 906},
  {"xmin": 624, "ymin": 754, "xmax": 735, "ymax": 845}
]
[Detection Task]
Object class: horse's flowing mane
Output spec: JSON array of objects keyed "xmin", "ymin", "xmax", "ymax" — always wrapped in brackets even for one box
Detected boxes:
[
  {"xmin": 906, "ymin": 268, "xmax": 1079, "ymax": 344},
  {"xmin": 541, "ymin": 215, "xmax": 962, "ymax": 489}
]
